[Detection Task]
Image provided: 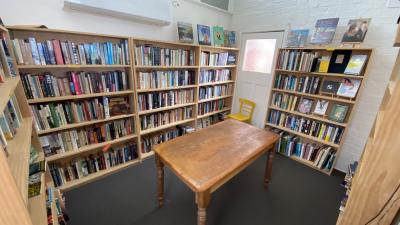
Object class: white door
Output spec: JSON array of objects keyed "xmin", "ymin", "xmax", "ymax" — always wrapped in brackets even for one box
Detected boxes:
[{"xmin": 233, "ymin": 31, "xmax": 284, "ymax": 128}]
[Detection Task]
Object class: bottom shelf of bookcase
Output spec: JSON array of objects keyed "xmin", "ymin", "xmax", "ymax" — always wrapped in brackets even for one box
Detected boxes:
[
  {"xmin": 289, "ymin": 154, "xmax": 332, "ymax": 175},
  {"xmin": 28, "ymin": 173, "xmax": 47, "ymax": 225},
  {"xmin": 57, "ymin": 159, "xmax": 140, "ymax": 192},
  {"xmin": 141, "ymin": 151, "xmax": 155, "ymax": 160}
]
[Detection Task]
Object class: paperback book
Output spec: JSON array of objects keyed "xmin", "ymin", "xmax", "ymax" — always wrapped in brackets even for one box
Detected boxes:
[
  {"xmin": 286, "ymin": 29, "xmax": 309, "ymax": 47},
  {"xmin": 197, "ymin": 24, "xmax": 211, "ymax": 45},
  {"xmin": 337, "ymin": 78, "xmax": 361, "ymax": 98},
  {"xmin": 177, "ymin": 21, "xmax": 194, "ymax": 44},
  {"xmin": 328, "ymin": 104, "xmax": 349, "ymax": 123},
  {"xmin": 212, "ymin": 26, "xmax": 225, "ymax": 46},
  {"xmin": 224, "ymin": 30, "xmax": 236, "ymax": 47},
  {"xmin": 342, "ymin": 18, "xmax": 371, "ymax": 43},
  {"xmin": 310, "ymin": 18, "xmax": 340, "ymax": 44},
  {"xmin": 344, "ymin": 55, "xmax": 368, "ymax": 75}
]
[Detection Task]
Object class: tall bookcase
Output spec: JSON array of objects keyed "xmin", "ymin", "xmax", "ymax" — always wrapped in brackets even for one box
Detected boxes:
[
  {"xmin": 265, "ymin": 47, "xmax": 373, "ymax": 175},
  {"xmin": 5, "ymin": 26, "xmax": 239, "ymax": 192}
]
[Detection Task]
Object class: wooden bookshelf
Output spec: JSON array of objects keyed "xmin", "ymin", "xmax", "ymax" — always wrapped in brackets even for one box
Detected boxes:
[
  {"xmin": 138, "ymin": 103, "xmax": 196, "ymax": 115},
  {"xmin": 265, "ymin": 47, "xmax": 373, "ymax": 174},
  {"xmin": 136, "ymin": 85, "xmax": 197, "ymax": 93}
]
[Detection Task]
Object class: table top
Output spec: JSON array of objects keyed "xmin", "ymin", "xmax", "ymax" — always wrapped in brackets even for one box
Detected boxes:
[{"xmin": 153, "ymin": 119, "xmax": 279, "ymax": 192}]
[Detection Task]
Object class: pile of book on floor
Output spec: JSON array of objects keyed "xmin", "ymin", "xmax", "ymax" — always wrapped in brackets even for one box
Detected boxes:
[{"xmin": 339, "ymin": 161, "xmax": 358, "ymax": 213}]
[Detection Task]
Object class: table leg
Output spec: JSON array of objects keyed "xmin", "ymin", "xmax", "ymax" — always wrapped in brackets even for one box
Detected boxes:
[
  {"xmin": 264, "ymin": 148, "xmax": 275, "ymax": 188},
  {"xmin": 196, "ymin": 191, "xmax": 210, "ymax": 225},
  {"xmin": 155, "ymin": 155, "xmax": 164, "ymax": 207}
]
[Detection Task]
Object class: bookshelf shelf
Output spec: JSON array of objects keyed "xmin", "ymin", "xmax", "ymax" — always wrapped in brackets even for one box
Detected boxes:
[
  {"xmin": 200, "ymin": 65, "xmax": 237, "ymax": 69},
  {"xmin": 136, "ymin": 85, "xmax": 197, "ymax": 93},
  {"xmin": 140, "ymin": 118, "xmax": 196, "ymax": 135},
  {"xmin": 200, "ymin": 45, "xmax": 240, "ymax": 51},
  {"xmin": 271, "ymin": 88, "xmax": 356, "ymax": 104},
  {"xmin": 37, "ymin": 114, "xmax": 136, "ymax": 135},
  {"xmin": 26, "ymin": 90, "xmax": 134, "ymax": 104},
  {"xmin": 275, "ymin": 69, "xmax": 364, "ymax": 79},
  {"xmin": 17, "ymin": 64, "xmax": 131, "ymax": 69},
  {"xmin": 138, "ymin": 103, "xmax": 196, "ymax": 115},
  {"xmin": 198, "ymin": 95, "xmax": 233, "ymax": 103},
  {"xmin": 6, "ymin": 116, "xmax": 34, "ymax": 204},
  {"xmin": 46, "ymin": 134, "xmax": 138, "ymax": 162},
  {"xmin": 135, "ymin": 65, "xmax": 198, "ymax": 69},
  {"xmin": 268, "ymin": 106, "xmax": 347, "ymax": 127},
  {"xmin": 199, "ymin": 80, "xmax": 234, "ymax": 86},
  {"xmin": 289, "ymin": 155, "xmax": 331, "ymax": 175},
  {"xmin": 279, "ymin": 47, "xmax": 373, "ymax": 51},
  {"xmin": 58, "ymin": 159, "xmax": 140, "ymax": 192},
  {"xmin": 197, "ymin": 108, "xmax": 231, "ymax": 119},
  {"xmin": 28, "ymin": 173, "xmax": 47, "ymax": 225},
  {"xmin": 0, "ymin": 77, "xmax": 20, "ymax": 112},
  {"xmin": 141, "ymin": 151, "xmax": 155, "ymax": 160},
  {"xmin": 266, "ymin": 122, "xmax": 340, "ymax": 148}
]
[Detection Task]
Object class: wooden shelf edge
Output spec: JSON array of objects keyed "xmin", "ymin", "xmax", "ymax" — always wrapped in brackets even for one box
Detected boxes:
[
  {"xmin": 28, "ymin": 173, "xmax": 47, "ymax": 225},
  {"xmin": 57, "ymin": 159, "xmax": 140, "ymax": 192},
  {"xmin": 197, "ymin": 108, "xmax": 231, "ymax": 119},
  {"xmin": 140, "ymin": 119, "xmax": 195, "ymax": 135},
  {"xmin": 0, "ymin": 77, "xmax": 21, "ymax": 112},
  {"xmin": 37, "ymin": 114, "xmax": 136, "ymax": 135},
  {"xmin": 200, "ymin": 65, "xmax": 237, "ymax": 69},
  {"xmin": 265, "ymin": 122, "xmax": 340, "ymax": 148},
  {"xmin": 137, "ymin": 85, "xmax": 197, "ymax": 93},
  {"xmin": 279, "ymin": 47, "xmax": 373, "ymax": 51},
  {"xmin": 141, "ymin": 151, "xmax": 155, "ymax": 160},
  {"xmin": 17, "ymin": 64, "xmax": 131, "ymax": 69},
  {"xmin": 271, "ymin": 88, "xmax": 356, "ymax": 104},
  {"xmin": 135, "ymin": 65, "xmax": 198, "ymax": 69},
  {"xmin": 278, "ymin": 152, "xmax": 331, "ymax": 175},
  {"xmin": 198, "ymin": 95, "xmax": 233, "ymax": 103},
  {"xmin": 199, "ymin": 80, "xmax": 234, "ymax": 86},
  {"xmin": 46, "ymin": 134, "xmax": 138, "ymax": 162},
  {"xmin": 275, "ymin": 69, "xmax": 365, "ymax": 79},
  {"xmin": 138, "ymin": 103, "xmax": 196, "ymax": 115}
]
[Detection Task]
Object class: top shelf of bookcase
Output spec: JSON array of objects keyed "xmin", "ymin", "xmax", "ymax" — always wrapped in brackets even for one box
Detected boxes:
[
  {"xmin": 6, "ymin": 26, "xmax": 129, "ymax": 39},
  {"xmin": 279, "ymin": 47, "xmax": 373, "ymax": 51},
  {"xmin": 200, "ymin": 45, "xmax": 240, "ymax": 51},
  {"xmin": 132, "ymin": 37, "xmax": 199, "ymax": 48}
]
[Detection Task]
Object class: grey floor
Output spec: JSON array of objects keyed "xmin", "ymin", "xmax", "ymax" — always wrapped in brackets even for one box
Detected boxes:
[{"xmin": 64, "ymin": 154, "xmax": 345, "ymax": 225}]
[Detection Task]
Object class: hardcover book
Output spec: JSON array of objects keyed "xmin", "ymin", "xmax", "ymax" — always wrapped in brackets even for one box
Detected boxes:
[
  {"xmin": 337, "ymin": 78, "xmax": 361, "ymax": 98},
  {"xmin": 310, "ymin": 18, "xmax": 339, "ymax": 44},
  {"xmin": 342, "ymin": 18, "xmax": 371, "ymax": 43},
  {"xmin": 344, "ymin": 55, "xmax": 368, "ymax": 75},
  {"xmin": 327, "ymin": 50, "xmax": 352, "ymax": 74},
  {"xmin": 321, "ymin": 80, "xmax": 340, "ymax": 94},
  {"xmin": 297, "ymin": 98, "xmax": 314, "ymax": 114},
  {"xmin": 286, "ymin": 29, "xmax": 309, "ymax": 47},
  {"xmin": 313, "ymin": 100, "xmax": 329, "ymax": 115},
  {"xmin": 212, "ymin": 26, "xmax": 225, "ymax": 46},
  {"xmin": 177, "ymin": 22, "xmax": 194, "ymax": 44},
  {"xmin": 224, "ymin": 30, "xmax": 236, "ymax": 47},
  {"xmin": 197, "ymin": 24, "xmax": 211, "ymax": 46},
  {"xmin": 328, "ymin": 104, "xmax": 349, "ymax": 123}
]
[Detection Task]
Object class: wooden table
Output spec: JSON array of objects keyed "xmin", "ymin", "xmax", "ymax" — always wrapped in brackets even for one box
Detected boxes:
[{"xmin": 153, "ymin": 119, "xmax": 279, "ymax": 225}]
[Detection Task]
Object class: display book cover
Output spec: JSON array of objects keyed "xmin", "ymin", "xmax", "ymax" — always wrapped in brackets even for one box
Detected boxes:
[{"xmin": 310, "ymin": 18, "xmax": 339, "ymax": 45}]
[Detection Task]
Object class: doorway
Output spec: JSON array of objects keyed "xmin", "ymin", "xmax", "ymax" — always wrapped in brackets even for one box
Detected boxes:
[{"xmin": 232, "ymin": 31, "xmax": 284, "ymax": 128}]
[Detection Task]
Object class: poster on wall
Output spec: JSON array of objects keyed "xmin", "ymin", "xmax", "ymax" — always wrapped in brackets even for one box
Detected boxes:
[
  {"xmin": 310, "ymin": 18, "xmax": 339, "ymax": 44},
  {"xmin": 341, "ymin": 18, "xmax": 371, "ymax": 43}
]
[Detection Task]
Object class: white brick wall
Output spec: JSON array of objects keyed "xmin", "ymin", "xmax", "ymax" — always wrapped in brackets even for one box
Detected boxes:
[{"xmin": 231, "ymin": 0, "xmax": 399, "ymax": 171}]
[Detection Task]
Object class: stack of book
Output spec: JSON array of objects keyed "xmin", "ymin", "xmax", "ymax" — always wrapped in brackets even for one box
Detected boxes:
[
  {"xmin": 274, "ymin": 74, "xmax": 321, "ymax": 94},
  {"xmin": 277, "ymin": 50, "xmax": 319, "ymax": 72},
  {"xmin": 21, "ymin": 71, "xmax": 128, "ymax": 99},
  {"xmin": 134, "ymin": 45, "xmax": 195, "ymax": 66},
  {"xmin": 137, "ymin": 89, "xmax": 194, "ymax": 111},
  {"xmin": 271, "ymin": 129, "xmax": 336, "ymax": 171},
  {"xmin": 339, "ymin": 161, "xmax": 358, "ymax": 213},
  {"xmin": 199, "ymin": 84, "xmax": 232, "ymax": 100},
  {"xmin": 0, "ymin": 33, "xmax": 17, "ymax": 80},
  {"xmin": 28, "ymin": 159, "xmax": 46, "ymax": 198},
  {"xmin": 198, "ymin": 99, "xmax": 226, "ymax": 116},
  {"xmin": 200, "ymin": 52, "xmax": 233, "ymax": 66},
  {"xmin": 199, "ymin": 69, "xmax": 231, "ymax": 83},
  {"xmin": 140, "ymin": 107, "xmax": 193, "ymax": 131},
  {"xmin": 137, "ymin": 70, "xmax": 194, "ymax": 90},
  {"xmin": 0, "ymin": 95, "xmax": 23, "ymax": 152},
  {"xmin": 11, "ymin": 37, "xmax": 130, "ymax": 65},
  {"xmin": 49, "ymin": 142, "xmax": 138, "ymax": 187},
  {"xmin": 268, "ymin": 110, "xmax": 344, "ymax": 144},
  {"xmin": 40, "ymin": 118, "xmax": 134, "ymax": 157},
  {"xmin": 30, "ymin": 96, "xmax": 129, "ymax": 131}
]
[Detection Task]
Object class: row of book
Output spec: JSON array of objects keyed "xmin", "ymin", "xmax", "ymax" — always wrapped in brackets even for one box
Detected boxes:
[
  {"xmin": 268, "ymin": 110, "xmax": 344, "ymax": 144},
  {"xmin": 21, "ymin": 71, "xmax": 129, "ymax": 99},
  {"xmin": 277, "ymin": 50, "xmax": 320, "ymax": 72},
  {"xmin": 199, "ymin": 69, "xmax": 231, "ymax": 84},
  {"xmin": 199, "ymin": 84, "xmax": 232, "ymax": 100},
  {"xmin": 339, "ymin": 161, "xmax": 358, "ymax": 213},
  {"xmin": 30, "ymin": 97, "xmax": 130, "ymax": 131},
  {"xmin": 0, "ymin": 95, "xmax": 24, "ymax": 152},
  {"xmin": 137, "ymin": 89, "xmax": 194, "ymax": 112},
  {"xmin": 271, "ymin": 129, "xmax": 336, "ymax": 171},
  {"xmin": 140, "ymin": 107, "xmax": 193, "ymax": 131},
  {"xmin": 28, "ymin": 159, "xmax": 46, "ymax": 198},
  {"xmin": 0, "ymin": 34, "xmax": 17, "ymax": 81},
  {"xmin": 141, "ymin": 125, "xmax": 194, "ymax": 153},
  {"xmin": 137, "ymin": 70, "xmax": 195, "ymax": 90},
  {"xmin": 274, "ymin": 74, "xmax": 321, "ymax": 94},
  {"xmin": 12, "ymin": 37, "xmax": 130, "ymax": 65},
  {"xmin": 196, "ymin": 112, "xmax": 226, "ymax": 129},
  {"xmin": 49, "ymin": 143, "xmax": 138, "ymax": 187},
  {"xmin": 200, "ymin": 52, "xmax": 235, "ymax": 66},
  {"xmin": 134, "ymin": 45, "xmax": 195, "ymax": 66},
  {"xmin": 40, "ymin": 118, "xmax": 134, "ymax": 157},
  {"xmin": 46, "ymin": 186, "xmax": 69, "ymax": 224},
  {"xmin": 198, "ymin": 99, "xmax": 226, "ymax": 116}
]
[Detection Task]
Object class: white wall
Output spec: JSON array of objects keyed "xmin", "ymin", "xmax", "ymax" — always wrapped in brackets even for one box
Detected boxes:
[
  {"xmin": 0, "ymin": 0, "xmax": 231, "ymax": 42},
  {"xmin": 231, "ymin": 0, "xmax": 399, "ymax": 171}
]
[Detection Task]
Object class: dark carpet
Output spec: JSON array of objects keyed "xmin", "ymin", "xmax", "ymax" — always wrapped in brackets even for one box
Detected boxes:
[{"xmin": 64, "ymin": 154, "xmax": 345, "ymax": 225}]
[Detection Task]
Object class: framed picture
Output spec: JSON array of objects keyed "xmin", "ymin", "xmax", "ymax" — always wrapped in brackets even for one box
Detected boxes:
[
  {"xmin": 342, "ymin": 18, "xmax": 371, "ymax": 43},
  {"xmin": 297, "ymin": 98, "xmax": 314, "ymax": 114},
  {"xmin": 313, "ymin": 100, "xmax": 329, "ymax": 115},
  {"xmin": 177, "ymin": 21, "xmax": 194, "ymax": 44},
  {"xmin": 328, "ymin": 104, "xmax": 349, "ymax": 123},
  {"xmin": 197, "ymin": 24, "xmax": 211, "ymax": 45},
  {"xmin": 320, "ymin": 80, "xmax": 341, "ymax": 94},
  {"xmin": 337, "ymin": 78, "xmax": 361, "ymax": 98}
]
